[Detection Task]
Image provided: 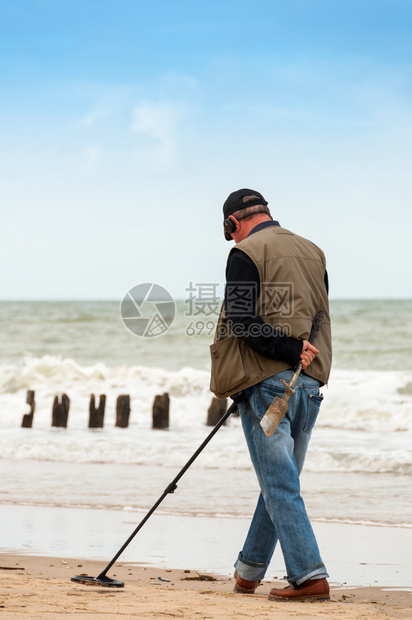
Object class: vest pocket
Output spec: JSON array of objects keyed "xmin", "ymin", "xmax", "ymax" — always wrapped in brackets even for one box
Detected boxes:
[{"xmin": 210, "ymin": 335, "xmax": 248, "ymax": 397}]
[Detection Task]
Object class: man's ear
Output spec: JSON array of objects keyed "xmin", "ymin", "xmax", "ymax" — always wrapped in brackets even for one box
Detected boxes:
[{"xmin": 228, "ymin": 215, "xmax": 240, "ymax": 232}]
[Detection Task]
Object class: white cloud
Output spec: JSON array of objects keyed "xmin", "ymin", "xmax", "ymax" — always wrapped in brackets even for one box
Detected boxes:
[
  {"xmin": 73, "ymin": 109, "xmax": 108, "ymax": 128},
  {"xmin": 130, "ymin": 100, "xmax": 184, "ymax": 168},
  {"xmin": 158, "ymin": 71, "xmax": 198, "ymax": 95},
  {"xmin": 83, "ymin": 146, "xmax": 101, "ymax": 174}
]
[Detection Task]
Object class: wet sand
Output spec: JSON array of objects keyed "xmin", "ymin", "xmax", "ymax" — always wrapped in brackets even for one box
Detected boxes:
[
  {"xmin": 2, "ymin": 502, "xmax": 411, "ymax": 619},
  {"xmin": 3, "ymin": 503, "xmax": 412, "ymax": 588}
]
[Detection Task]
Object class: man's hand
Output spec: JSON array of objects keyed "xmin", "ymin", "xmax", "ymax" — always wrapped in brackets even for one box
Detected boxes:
[{"xmin": 300, "ymin": 341, "xmax": 319, "ymax": 370}]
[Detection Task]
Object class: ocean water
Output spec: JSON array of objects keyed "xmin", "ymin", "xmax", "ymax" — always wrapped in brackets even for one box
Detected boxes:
[{"xmin": 0, "ymin": 299, "xmax": 411, "ymax": 531}]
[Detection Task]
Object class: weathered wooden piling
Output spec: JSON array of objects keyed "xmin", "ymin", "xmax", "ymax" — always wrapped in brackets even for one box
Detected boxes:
[
  {"xmin": 116, "ymin": 395, "xmax": 131, "ymax": 428},
  {"xmin": 21, "ymin": 390, "xmax": 35, "ymax": 428},
  {"xmin": 52, "ymin": 394, "xmax": 70, "ymax": 428},
  {"xmin": 89, "ymin": 394, "xmax": 106, "ymax": 428},
  {"xmin": 206, "ymin": 397, "xmax": 228, "ymax": 426},
  {"xmin": 152, "ymin": 393, "xmax": 170, "ymax": 429}
]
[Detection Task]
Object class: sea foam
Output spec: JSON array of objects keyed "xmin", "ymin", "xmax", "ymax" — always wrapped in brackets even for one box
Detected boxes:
[{"xmin": 0, "ymin": 355, "xmax": 411, "ymax": 474}]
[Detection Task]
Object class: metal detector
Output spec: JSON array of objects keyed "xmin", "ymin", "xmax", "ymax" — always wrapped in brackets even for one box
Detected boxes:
[{"xmin": 71, "ymin": 399, "xmax": 240, "ymax": 587}]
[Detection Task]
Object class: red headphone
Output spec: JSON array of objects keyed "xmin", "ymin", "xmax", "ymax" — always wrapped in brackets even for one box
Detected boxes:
[{"xmin": 223, "ymin": 208, "xmax": 272, "ymax": 240}]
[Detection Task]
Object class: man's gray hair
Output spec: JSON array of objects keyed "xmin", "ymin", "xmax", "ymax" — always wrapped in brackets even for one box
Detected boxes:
[{"xmin": 231, "ymin": 204, "xmax": 272, "ymax": 221}]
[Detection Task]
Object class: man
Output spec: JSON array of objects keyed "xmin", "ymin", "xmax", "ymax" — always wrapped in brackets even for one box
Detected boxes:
[{"xmin": 210, "ymin": 188, "xmax": 332, "ymax": 602}]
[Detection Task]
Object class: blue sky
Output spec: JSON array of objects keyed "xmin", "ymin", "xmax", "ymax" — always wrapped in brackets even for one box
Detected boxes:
[{"xmin": 0, "ymin": 0, "xmax": 411, "ymax": 299}]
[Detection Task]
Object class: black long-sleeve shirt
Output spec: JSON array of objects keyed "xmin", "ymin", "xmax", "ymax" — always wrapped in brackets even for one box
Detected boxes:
[{"xmin": 224, "ymin": 221, "xmax": 329, "ymax": 367}]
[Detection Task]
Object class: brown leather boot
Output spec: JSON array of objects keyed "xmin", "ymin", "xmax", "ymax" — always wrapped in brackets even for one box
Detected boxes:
[
  {"xmin": 268, "ymin": 578, "xmax": 330, "ymax": 602},
  {"xmin": 233, "ymin": 570, "xmax": 260, "ymax": 594}
]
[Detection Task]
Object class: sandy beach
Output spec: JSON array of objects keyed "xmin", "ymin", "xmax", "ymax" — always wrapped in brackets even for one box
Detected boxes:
[
  {"xmin": 1, "ymin": 553, "xmax": 411, "ymax": 620},
  {"xmin": 1, "ymin": 506, "xmax": 412, "ymax": 620}
]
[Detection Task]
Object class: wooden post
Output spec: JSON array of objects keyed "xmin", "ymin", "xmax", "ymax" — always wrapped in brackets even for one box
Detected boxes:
[
  {"xmin": 152, "ymin": 393, "xmax": 170, "ymax": 429},
  {"xmin": 206, "ymin": 397, "xmax": 228, "ymax": 427},
  {"xmin": 89, "ymin": 394, "xmax": 106, "ymax": 428},
  {"xmin": 116, "ymin": 395, "xmax": 130, "ymax": 428},
  {"xmin": 21, "ymin": 390, "xmax": 35, "ymax": 428},
  {"xmin": 52, "ymin": 394, "xmax": 70, "ymax": 428}
]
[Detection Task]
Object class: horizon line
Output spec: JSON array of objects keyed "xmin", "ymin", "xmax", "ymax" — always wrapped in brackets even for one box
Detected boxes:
[{"xmin": 0, "ymin": 297, "xmax": 411, "ymax": 303}]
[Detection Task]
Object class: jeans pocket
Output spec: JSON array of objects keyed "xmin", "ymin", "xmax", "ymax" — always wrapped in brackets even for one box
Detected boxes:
[
  {"xmin": 304, "ymin": 393, "xmax": 324, "ymax": 434},
  {"xmin": 255, "ymin": 385, "xmax": 286, "ymax": 421},
  {"xmin": 238, "ymin": 399, "xmax": 250, "ymax": 417}
]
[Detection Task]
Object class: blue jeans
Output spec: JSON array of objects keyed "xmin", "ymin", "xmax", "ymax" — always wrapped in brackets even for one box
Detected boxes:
[{"xmin": 234, "ymin": 370, "xmax": 328, "ymax": 587}]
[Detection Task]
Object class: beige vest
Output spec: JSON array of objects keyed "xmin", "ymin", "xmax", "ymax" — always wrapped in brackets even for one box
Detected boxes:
[{"xmin": 210, "ymin": 226, "xmax": 332, "ymax": 399}]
